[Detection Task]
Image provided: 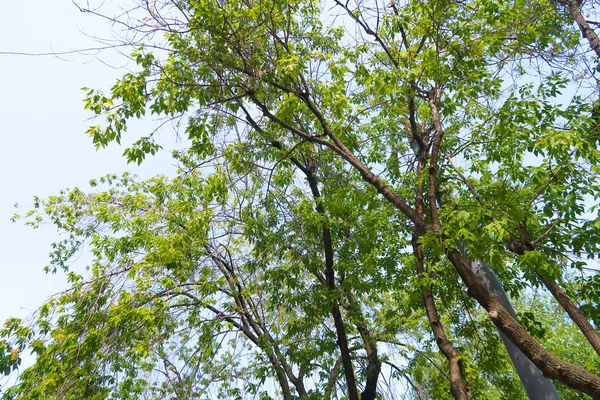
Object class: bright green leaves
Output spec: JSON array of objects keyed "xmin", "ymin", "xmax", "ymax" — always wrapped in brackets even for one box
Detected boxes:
[
  {"xmin": 111, "ymin": 74, "xmax": 148, "ymax": 119},
  {"xmin": 7, "ymin": 0, "xmax": 600, "ymax": 398},
  {"xmin": 122, "ymin": 136, "xmax": 162, "ymax": 165},
  {"xmin": 2, "ymin": 171, "xmax": 227, "ymax": 398},
  {"xmin": 185, "ymin": 115, "xmax": 214, "ymax": 159},
  {"xmin": 0, "ymin": 319, "xmax": 31, "ymax": 377},
  {"xmin": 578, "ymin": 277, "xmax": 600, "ymax": 327},
  {"xmin": 274, "ymin": 51, "xmax": 304, "ymax": 78},
  {"xmin": 7, "ymin": 151, "xmax": 408, "ymax": 398},
  {"xmin": 83, "ymin": 48, "xmax": 152, "ymax": 154},
  {"xmin": 458, "ymin": 73, "xmax": 600, "ymax": 274},
  {"xmin": 4, "ymin": 285, "xmax": 169, "ymax": 399},
  {"xmin": 82, "ymin": 88, "xmax": 114, "ymax": 115}
]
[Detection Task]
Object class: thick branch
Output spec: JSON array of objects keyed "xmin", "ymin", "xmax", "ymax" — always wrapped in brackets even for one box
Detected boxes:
[
  {"xmin": 569, "ymin": 0, "xmax": 600, "ymax": 57},
  {"xmin": 249, "ymin": 85, "xmax": 428, "ymax": 230},
  {"xmin": 446, "ymin": 152, "xmax": 600, "ymax": 357},
  {"xmin": 427, "ymin": 90, "xmax": 444, "ymax": 233},
  {"xmin": 299, "ymin": 93, "xmax": 428, "ymax": 230},
  {"xmin": 539, "ymin": 273, "xmax": 600, "ymax": 356}
]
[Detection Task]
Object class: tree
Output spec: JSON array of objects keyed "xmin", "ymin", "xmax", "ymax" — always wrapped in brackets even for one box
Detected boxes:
[{"xmin": 3, "ymin": 0, "xmax": 600, "ymax": 398}]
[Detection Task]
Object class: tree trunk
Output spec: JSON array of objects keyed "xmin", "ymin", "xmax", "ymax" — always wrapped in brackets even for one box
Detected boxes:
[
  {"xmin": 448, "ymin": 250, "xmax": 600, "ymax": 398},
  {"xmin": 460, "ymin": 246, "xmax": 560, "ymax": 400},
  {"xmin": 415, "ymin": 238, "xmax": 469, "ymax": 399}
]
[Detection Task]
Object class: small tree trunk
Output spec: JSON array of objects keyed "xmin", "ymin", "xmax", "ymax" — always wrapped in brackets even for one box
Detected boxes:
[{"xmin": 415, "ymin": 236, "xmax": 469, "ymax": 400}]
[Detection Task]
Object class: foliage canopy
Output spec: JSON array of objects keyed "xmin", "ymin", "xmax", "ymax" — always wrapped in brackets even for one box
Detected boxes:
[{"xmin": 3, "ymin": 0, "xmax": 600, "ymax": 398}]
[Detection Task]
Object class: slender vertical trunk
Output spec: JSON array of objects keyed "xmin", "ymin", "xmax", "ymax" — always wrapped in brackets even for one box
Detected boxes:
[
  {"xmin": 411, "ymin": 101, "xmax": 469, "ymax": 399},
  {"xmin": 255, "ymin": 118, "xmax": 360, "ymax": 399},
  {"xmin": 343, "ymin": 293, "xmax": 381, "ymax": 400},
  {"xmin": 304, "ymin": 156, "xmax": 359, "ymax": 400},
  {"xmin": 414, "ymin": 236, "xmax": 469, "ymax": 400}
]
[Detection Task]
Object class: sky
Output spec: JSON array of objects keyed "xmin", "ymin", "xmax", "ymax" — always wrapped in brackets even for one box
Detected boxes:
[{"xmin": 0, "ymin": 1, "xmax": 180, "ymax": 325}]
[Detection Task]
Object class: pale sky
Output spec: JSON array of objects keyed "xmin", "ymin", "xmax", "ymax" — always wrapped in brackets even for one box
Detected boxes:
[{"xmin": 0, "ymin": 1, "xmax": 179, "ymax": 324}]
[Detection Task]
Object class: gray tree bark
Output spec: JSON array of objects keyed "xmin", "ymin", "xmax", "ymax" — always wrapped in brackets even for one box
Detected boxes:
[{"xmin": 460, "ymin": 244, "xmax": 560, "ymax": 399}]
